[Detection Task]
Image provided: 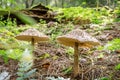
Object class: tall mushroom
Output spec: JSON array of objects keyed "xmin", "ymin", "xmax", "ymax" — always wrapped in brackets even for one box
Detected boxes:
[
  {"xmin": 57, "ymin": 29, "xmax": 100, "ymax": 78},
  {"xmin": 15, "ymin": 28, "xmax": 49, "ymax": 46}
]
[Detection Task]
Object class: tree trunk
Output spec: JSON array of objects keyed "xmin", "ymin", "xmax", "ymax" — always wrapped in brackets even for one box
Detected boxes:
[
  {"xmin": 25, "ymin": 0, "xmax": 29, "ymax": 8},
  {"xmin": 96, "ymin": 0, "xmax": 99, "ymax": 9},
  {"xmin": 0, "ymin": 0, "xmax": 3, "ymax": 6},
  {"xmin": 73, "ymin": 42, "xmax": 80, "ymax": 78},
  {"xmin": 25, "ymin": 0, "xmax": 35, "ymax": 8},
  {"xmin": 55, "ymin": 0, "xmax": 57, "ymax": 7},
  {"xmin": 30, "ymin": 0, "xmax": 35, "ymax": 7},
  {"xmin": 61, "ymin": 0, "xmax": 64, "ymax": 8}
]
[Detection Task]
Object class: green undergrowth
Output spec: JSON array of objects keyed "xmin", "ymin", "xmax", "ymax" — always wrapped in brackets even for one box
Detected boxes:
[
  {"xmin": 55, "ymin": 6, "xmax": 115, "ymax": 24},
  {"xmin": 0, "ymin": 25, "xmax": 33, "ymax": 62},
  {"xmin": 114, "ymin": 7, "xmax": 120, "ymax": 22},
  {"xmin": 104, "ymin": 38, "xmax": 120, "ymax": 51}
]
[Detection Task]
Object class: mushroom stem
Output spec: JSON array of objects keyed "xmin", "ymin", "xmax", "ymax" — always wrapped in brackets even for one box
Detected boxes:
[
  {"xmin": 73, "ymin": 42, "xmax": 80, "ymax": 78},
  {"xmin": 31, "ymin": 38, "xmax": 34, "ymax": 46}
]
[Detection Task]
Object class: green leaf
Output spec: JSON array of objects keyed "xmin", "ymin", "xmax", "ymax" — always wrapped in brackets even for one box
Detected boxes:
[
  {"xmin": 16, "ymin": 77, "xmax": 24, "ymax": 80},
  {"xmin": 17, "ymin": 72, "xmax": 24, "ymax": 76},
  {"xmin": 115, "ymin": 64, "xmax": 120, "ymax": 70},
  {"xmin": 62, "ymin": 66, "xmax": 72, "ymax": 74},
  {"xmin": 0, "ymin": 10, "xmax": 10, "ymax": 16},
  {"xmin": 100, "ymin": 77, "xmax": 110, "ymax": 80},
  {"xmin": 14, "ymin": 12, "xmax": 37, "ymax": 25},
  {"xmin": 24, "ymin": 69, "xmax": 36, "ymax": 78},
  {"xmin": 104, "ymin": 38, "xmax": 120, "ymax": 51}
]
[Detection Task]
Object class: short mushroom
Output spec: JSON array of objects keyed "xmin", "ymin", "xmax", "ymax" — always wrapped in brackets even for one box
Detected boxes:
[
  {"xmin": 57, "ymin": 29, "xmax": 100, "ymax": 78},
  {"xmin": 15, "ymin": 28, "xmax": 49, "ymax": 46}
]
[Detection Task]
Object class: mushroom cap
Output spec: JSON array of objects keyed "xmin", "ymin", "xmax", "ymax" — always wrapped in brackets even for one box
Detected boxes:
[
  {"xmin": 57, "ymin": 29, "xmax": 100, "ymax": 48},
  {"xmin": 15, "ymin": 28, "xmax": 49, "ymax": 43}
]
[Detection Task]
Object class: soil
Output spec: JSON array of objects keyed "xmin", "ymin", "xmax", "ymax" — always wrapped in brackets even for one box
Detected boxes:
[{"xmin": 0, "ymin": 22, "xmax": 120, "ymax": 80}]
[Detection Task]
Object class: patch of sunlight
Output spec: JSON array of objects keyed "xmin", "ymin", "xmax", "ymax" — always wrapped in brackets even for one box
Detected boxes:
[
  {"xmin": 20, "ymin": 48, "xmax": 33, "ymax": 63},
  {"xmin": 104, "ymin": 43, "xmax": 112, "ymax": 50},
  {"xmin": 49, "ymin": 0, "xmax": 58, "ymax": 6},
  {"xmin": 103, "ymin": 17, "xmax": 114, "ymax": 24}
]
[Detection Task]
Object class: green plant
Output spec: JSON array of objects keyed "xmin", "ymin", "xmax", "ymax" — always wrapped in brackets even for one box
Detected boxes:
[
  {"xmin": 0, "ymin": 16, "xmax": 17, "ymax": 27},
  {"xmin": 62, "ymin": 66, "xmax": 72, "ymax": 75},
  {"xmin": 17, "ymin": 61, "xmax": 36, "ymax": 80},
  {"xmin": 114, "ymin": 7, "xmax": 120, "ymax": 22},
  {"xmin": 65, "ymin": 47, "xmax": 74, "ymax": 56},
  {"xmin": 95, "ymin": 77, "xmax": 110, "ymax": 80},
  {"xmin": 15, "ymin": 12, "xmax": 37, "ymax": 25},
  {"xmin": 115, "ymin": 64, "xmax": 120, "ymax": 70},
  {"xmin": 6, "ymin": 18, "xmax": 17, "ymax": 26},
  {"xmin": 17, "ymin": 49, "xmax": 36, "ymax": 80},
  {"xmin": 0, "ymin": 50, "xmax": 9, "ymax": 63},
  {"xmin": 100, "ymin": 77, "xmax": 110, "ymax": 80},
  {"xmin": 0, "ymin": 48, "xmax": 23, "ymax": 63},
  {"xmin": 39, "ymin": 19, "xmax": 46, "ymax": 24},
  {"xmin": 6, "ymin": 49, "xmax": 23, "ymax": 60},
  {"xmin": 0, "ymin": 16, "xmax": 6, "ymax": 27},
  {"xmin": 39, "ymin": 53, "xmax": 50, "ymax": 59},
  {"xmin": 104, "ymin": 38, "xmax": 120, "ymax": 51},
  {"xmin": 55, "ymin": 6, "xmax": 111, "ymax": 24}
]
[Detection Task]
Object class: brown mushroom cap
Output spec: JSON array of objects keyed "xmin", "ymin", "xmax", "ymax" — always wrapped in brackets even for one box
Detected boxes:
[
  {"xmin": 57, "ymin": 29, "xmax": 100, "ymax": 48},
  {"xmin": 15, "ymin": 28, "xmax": 49, "ymax": 43}
]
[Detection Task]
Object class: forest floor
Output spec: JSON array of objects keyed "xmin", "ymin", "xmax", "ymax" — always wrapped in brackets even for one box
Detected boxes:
[{"xmin": 0, "ymin": 22, "xmax": 120, "ymax": 80}]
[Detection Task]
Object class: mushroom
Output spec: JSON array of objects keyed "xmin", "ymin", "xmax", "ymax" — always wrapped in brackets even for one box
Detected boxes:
[
  {"xmin": 15, "ymin": 28, "xmax": 49, "ymax": 46},
  {"xmin": 57, "ymin": 29, "xmax": 100, "ymax": 78}
]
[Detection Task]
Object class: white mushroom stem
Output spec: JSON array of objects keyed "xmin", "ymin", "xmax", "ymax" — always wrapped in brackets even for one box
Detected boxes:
[
  {"xmin": 73, "ymin": 42, "xmax": 80, "ymax": 77},
  {"xmin": 31, "ymin": 38, "xmax": 34, "ymax": 46}
]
